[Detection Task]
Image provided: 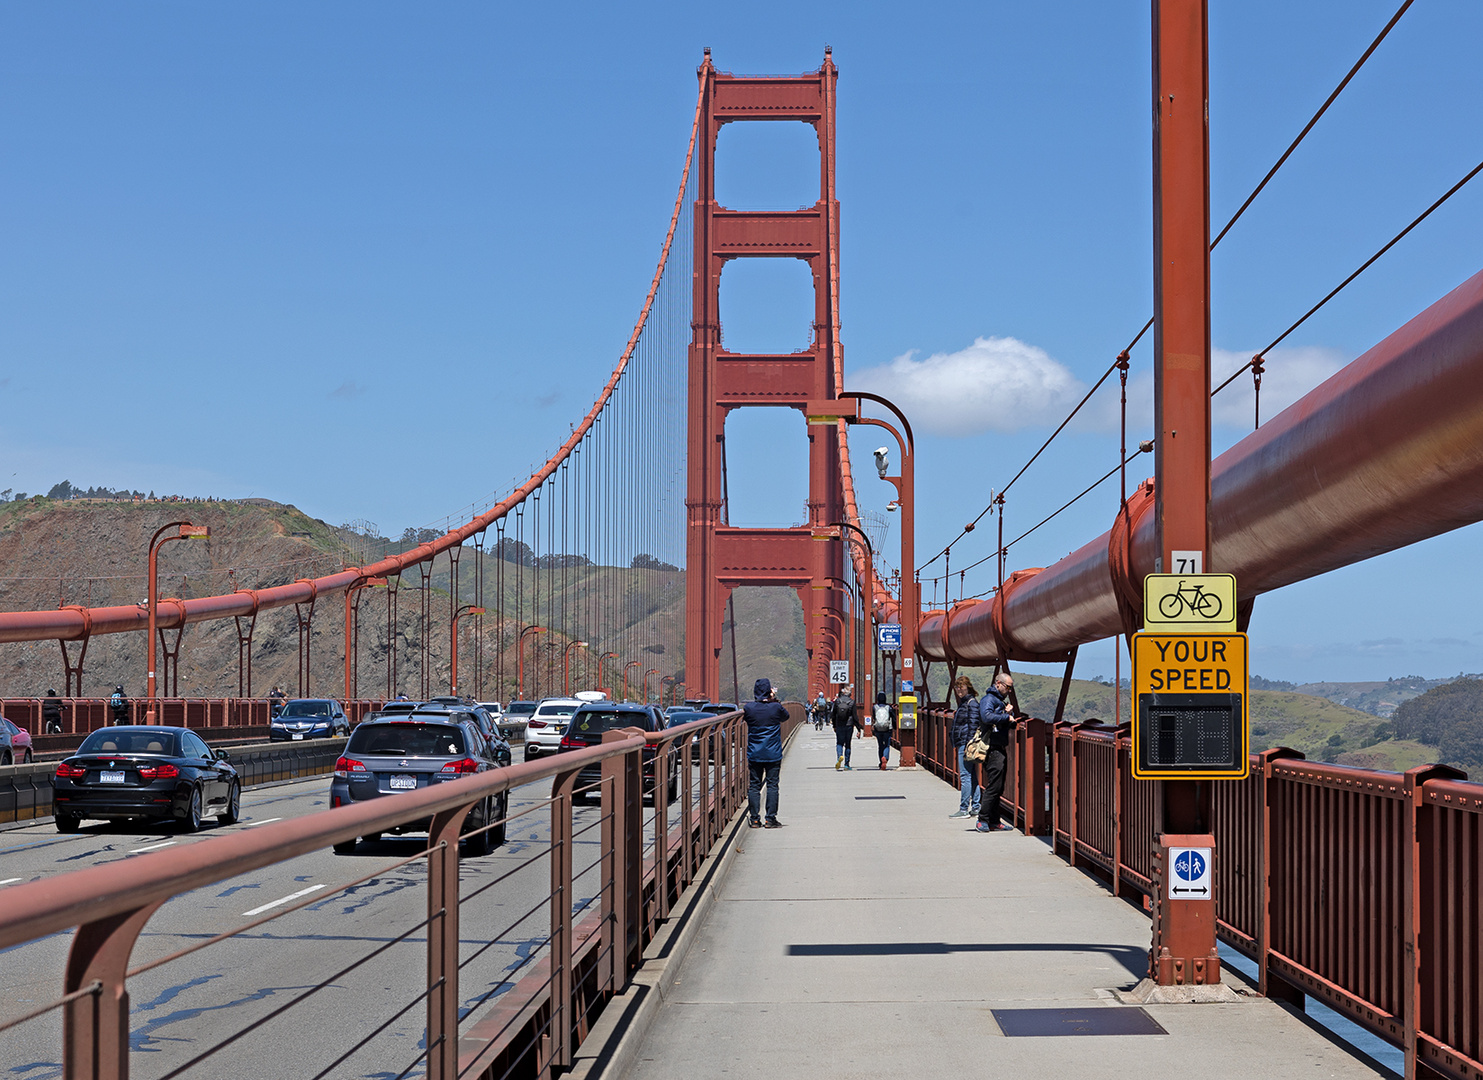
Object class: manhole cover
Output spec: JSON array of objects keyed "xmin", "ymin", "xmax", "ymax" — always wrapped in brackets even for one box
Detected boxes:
[{"xmin": 991, "ymin": 1007, "xmax": 1167, "ymax": 1037}]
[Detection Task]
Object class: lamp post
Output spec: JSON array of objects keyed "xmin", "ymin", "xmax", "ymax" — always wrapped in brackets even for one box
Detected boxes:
[
  {"xmin": 842, "ymin": 390, "xmax": 916, "ymax": 766},
  {"xmin": 623, "ymin": 660, "xmax": 641, "ymax": 702},
  {"xmin": 146, "ymin": 521, "xmax": 210, "ymax": 724},
  {"xmin": 563, "ymin": 640, "xmax": 589, "ymax": 696},
  {"xmin": 517, "ymin": 625, "xmax": 547, "ymax": 701},
  {"xmin": 597, "ymin": 651, "xmax": 618, "ymax": 697},
  {"xmin": 643, "ymin": 669, "xmax": 660, "ymax": 703},
  {"xmin": 831, "ymin": 521, "xmax": 875, "ymax": 704},
  {"xmin": 661, "ymin": 675, "xmax": 676, "ymax": 707},
  {"xmin": 451, "ymin": 605, "xmax": 486, "ymax": 697}
]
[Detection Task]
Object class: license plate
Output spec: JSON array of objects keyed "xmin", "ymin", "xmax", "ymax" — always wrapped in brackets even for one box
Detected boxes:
[
  {"xmin": 291, "ymin": 733, "xmax": 304, "ymax": 741},
  {"xmin": 100, "ymin": 771, "xmax": 125, "ymax": 784},
  {"xmin": 389, "ymin": 775, "xmax": 417, "ymax": 790}
]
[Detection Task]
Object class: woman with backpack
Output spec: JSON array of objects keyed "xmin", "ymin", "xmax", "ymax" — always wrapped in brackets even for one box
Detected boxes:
[{"xmin": 871, "ymin": 692, "xmax": 896, "ymax": 769}]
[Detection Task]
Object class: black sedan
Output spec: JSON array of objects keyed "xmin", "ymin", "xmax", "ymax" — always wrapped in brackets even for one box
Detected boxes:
[
  {"xmin": 52, "ymin": 726, "xmax": 240, "ymax": 833},
  {"xmin": 558, "ymin": 703, "xmax": 678, "ymax": 803},
  {"xmin": 328, "ymin": 706, "xmax": 512, "ymax": 856},
  {"xmin": 269, "ymin": 698, "xmax": 351, "ymax": 741}
]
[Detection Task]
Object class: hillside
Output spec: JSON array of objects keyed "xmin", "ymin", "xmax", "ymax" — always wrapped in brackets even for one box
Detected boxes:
[
  {"xmin": 0, "ymin": 499, "xmax": 685, "ymax": 702},
  {"xmin": 922, "ymin": 666, "xmax": 1460, "ymax": 773}
]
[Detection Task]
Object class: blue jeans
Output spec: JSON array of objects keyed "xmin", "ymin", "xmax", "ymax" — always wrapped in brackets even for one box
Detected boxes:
[
  {"xmin": 748, "ymin": 761, "xmax": 780, "ymax": 822},
  {"xmin": 836, "ymin": 736, "xmax": 851, "ymax": 765},
  {"xmin": 957, "ymin": 745, "xmax": 980, "ymax": 813}
]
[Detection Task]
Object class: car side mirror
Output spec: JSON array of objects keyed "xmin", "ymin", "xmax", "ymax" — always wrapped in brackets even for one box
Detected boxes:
[{"xmin": 214, "ymin": 748, "xmax": 230, "ymax": 761}]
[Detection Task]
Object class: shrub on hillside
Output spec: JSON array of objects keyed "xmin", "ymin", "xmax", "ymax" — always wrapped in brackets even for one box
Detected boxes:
[{"xmin": 1390, "ymin": 677, "xmax": 1483, "ymax": 770}]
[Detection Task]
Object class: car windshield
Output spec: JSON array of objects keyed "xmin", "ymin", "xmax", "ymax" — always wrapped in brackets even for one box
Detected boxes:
[
  {"xmin": 666, "ymin": 711, "xmax": 708, "ymax": 724},
  {"xmin": 535, "ymin": 703, "xmax": 578, "ymax": 719},
  {"xmin": 568, "ymin": 709, "xmax": 649, "ymax": 735},
  {"xmin": 281, "ymin": 701, "xmax": 331, "ymax": 718},
  {"xmin": 702, "ymin": 704, "xmax": 736, "ymax": 715},
  {"xmin": 78, "ymin": 730, "xmax": 179, "ymax": 756},
  {"xmin": 505, "ymin": 702, "xmax": 536, "ymax": 717},
  {"xmin": 347, "ymin": 723, "xmax": 465, "ymax": 757}
]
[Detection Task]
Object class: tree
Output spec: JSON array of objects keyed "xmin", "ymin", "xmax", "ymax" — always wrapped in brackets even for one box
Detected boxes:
[
  {"xmin": 1391, "ymin": 677, "xmax": 1483, "ymax": 770},
  {"xmin": 47, "ymin": 480, "xmax": 74, "ymax": 500},
  {"xmin": 631, "ymin": 553, "xmax": 678, "ymax": 572},
  {"xmin": 493, "ymin": 538, "xmax": 535, "ymax": 566}
]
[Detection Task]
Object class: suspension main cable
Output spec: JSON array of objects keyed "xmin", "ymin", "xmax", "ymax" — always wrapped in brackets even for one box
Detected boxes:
[
  {"xmin": 1214, "ymin": 154, "xmax": 1483, "ymax": 398},
  {"xmin": 1211, "ymin": 0, "xmax": 1415, "ymax": 252}
]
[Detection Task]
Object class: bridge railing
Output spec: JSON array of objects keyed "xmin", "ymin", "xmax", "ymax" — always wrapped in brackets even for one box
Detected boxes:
[
  {"xmin": 0, "ymin": 705, "xmax": 797, "ymax": 1080},
  {"xmin": 924, "ymin": 704, "xmax": 1481, "ymax": 1080},
  {"xmin": 0, "ymin": 696, "xmax": 387, "ymax": 745}
]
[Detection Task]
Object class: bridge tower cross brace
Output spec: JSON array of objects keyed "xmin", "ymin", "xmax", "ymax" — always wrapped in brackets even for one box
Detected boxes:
[{"xmin": 685, "ymin": 50, "xmax": 847, "ymax": 703}]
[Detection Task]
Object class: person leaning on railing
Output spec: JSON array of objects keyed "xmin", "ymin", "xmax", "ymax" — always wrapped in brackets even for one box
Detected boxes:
[{"xmin": 949, "ymin": 676, "xmax": 981, "ymax": 819}]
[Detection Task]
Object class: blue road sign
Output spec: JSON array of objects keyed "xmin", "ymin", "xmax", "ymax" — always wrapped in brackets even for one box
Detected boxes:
[
  {"xmin": 877, "ymin": 624, "xmax": 902, "ymax": 651},
  {"xmin": 1173, "ymin": 850, "xmax": 1205, "ymax": 881}
]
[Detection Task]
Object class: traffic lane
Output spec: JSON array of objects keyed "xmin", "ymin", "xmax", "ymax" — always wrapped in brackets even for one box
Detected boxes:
[{"xmin": 1, "ymin": 778, "xmax": 604, "ymax": 1080}]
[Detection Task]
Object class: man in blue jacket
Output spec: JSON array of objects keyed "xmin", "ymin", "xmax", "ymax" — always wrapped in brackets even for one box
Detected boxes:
[
  {"xmin": 976, "ymin": 672, "xmax": 1018, "ymax": 832},
  {"xmin": 744, "ymin": 677, "xmax": 788, "ymax": 829}
]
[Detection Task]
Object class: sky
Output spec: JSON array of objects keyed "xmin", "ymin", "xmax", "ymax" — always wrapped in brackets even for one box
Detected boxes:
[{"xmin": 3, "ymin": 2, "xmax": 1482, "ymax": 684}]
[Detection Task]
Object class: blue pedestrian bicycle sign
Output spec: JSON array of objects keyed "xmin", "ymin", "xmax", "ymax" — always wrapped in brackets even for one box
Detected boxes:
[{"xmin": 1167, "ymin": 846, "xmax": 1212, "ymax": 900}]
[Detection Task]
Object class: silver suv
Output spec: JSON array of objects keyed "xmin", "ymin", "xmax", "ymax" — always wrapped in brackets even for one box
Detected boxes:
[{"xmin": 523, "ymin": 697, "xmax": 583, "ymax": 761}]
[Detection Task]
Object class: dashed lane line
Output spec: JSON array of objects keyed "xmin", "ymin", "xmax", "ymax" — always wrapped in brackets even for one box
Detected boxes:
[
  {"xmin": 130, "ymin": 841, "xmax": 179, "ymax": 854},
  {"xmin": 240, "ymin": 817, "xmax": 282, "ymax": 828},
  {"xmin": 0, "ymin": 877, "xmax": 24, "ymax": 887},
  {"xmin": 242, "ymin": 884, "xmax": 324, "ymax": 917}
]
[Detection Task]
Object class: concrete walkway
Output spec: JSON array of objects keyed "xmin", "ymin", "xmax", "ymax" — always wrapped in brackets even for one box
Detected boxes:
[{"xmin": 623, "ymin": 725, "xmax": 1392, "ymax": 1080}]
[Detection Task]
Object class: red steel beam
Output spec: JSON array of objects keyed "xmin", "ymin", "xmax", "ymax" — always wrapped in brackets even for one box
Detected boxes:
[{"xmin": 920, "ymin": 266, "xmax": 1483, "ymax": 663}]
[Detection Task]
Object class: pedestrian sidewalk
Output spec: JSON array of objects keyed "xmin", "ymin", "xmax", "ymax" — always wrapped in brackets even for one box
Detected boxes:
[{"xmin": 621, "ymin": 725, "xmax": 1393, "ymax": 1080}]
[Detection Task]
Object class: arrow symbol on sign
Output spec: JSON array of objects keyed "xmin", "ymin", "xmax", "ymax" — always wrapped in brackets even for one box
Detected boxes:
[{"xmin": 1172, "ymin": 886, "xmax": 1209, "ymax": 896}]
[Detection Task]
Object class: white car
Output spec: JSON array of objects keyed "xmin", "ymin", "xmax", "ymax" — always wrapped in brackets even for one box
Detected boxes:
[{"xmin": 523, "ymin": 697, "xmax": 583, "ymax": 761}]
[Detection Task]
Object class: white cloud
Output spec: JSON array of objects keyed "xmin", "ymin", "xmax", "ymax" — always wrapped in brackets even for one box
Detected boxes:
[
  {"xmin": 851, "ymin": 336, "xmax": 1350, "ymax": 439},
  {"xmin": 850, "ymin": 336, "xmax": 1085, "ymax": 436}
]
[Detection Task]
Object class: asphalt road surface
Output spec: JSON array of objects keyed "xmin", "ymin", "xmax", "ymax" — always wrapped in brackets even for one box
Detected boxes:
[{"xmin": 0, "ymin": 773, "xmax": 634, "ymax": 1080}]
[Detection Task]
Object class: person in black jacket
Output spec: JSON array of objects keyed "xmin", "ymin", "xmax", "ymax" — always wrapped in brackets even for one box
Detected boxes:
[
  {"xmin": 975, "ymin": 673, "xmax": 1018, "ymax": 832},
  {"xmin": 949, "ymin": 676, "xmax": 981, "ymax": 819},
  {"xmin": 831, "ymin": 685, "xmax": 858, "ymax": 770},
  {"xmin": 109, "ymin": 685, "xmax": 130, "ymax": 726},
  {"xmin": 42, "ymin": 689, "xmax": 65, "ymax": 735},
  {"xmin": 743, "ymin": 678, "xmax": 788, "ymax": 829}
]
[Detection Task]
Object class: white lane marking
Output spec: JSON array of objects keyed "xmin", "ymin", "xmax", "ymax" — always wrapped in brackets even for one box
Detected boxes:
[
  {"xmin": 0, "ymin": 877, "xmax": 24, "ymax": 887},
  {"xmin": 242, "ymin": 884, "xmax": 324, "ymax": 917},
  {"xmin": 130, "ymin": 841, "xmax": 178, "ymax": 854},
  {"xmin": 240, "ymin": 817, "xmax": 281, "ymax": 828}
]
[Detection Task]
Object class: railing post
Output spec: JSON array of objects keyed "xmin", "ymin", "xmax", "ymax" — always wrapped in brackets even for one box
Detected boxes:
[
  {"xmin": 1256, "ymin": 748, "xmax": 1304, "ymax": 1006},
  {"xmin": 679, "ymin": 732, "xmax": 695, "ymax": 886},
  {"xmin": 601, "ymin": 730, "xmax": 642, "ymax": 992},
  {"xmin": 654, "ymin": 734, "xmax": 673, "ymax": 922},
  {"xmin": 1402, "ymin": 763, "xmax": 1466, "ymax": 1080},
  {"xmin": 63, "ymin": 901, "xmax": 162, "ymax": 1080},
  {"xmin": 550, "ymin": 763, "xmax": 578, "ymax": 1070},
  {"xmin": 426, "ymin": 801, "xmax": 471, "ymax": 1080},
  {"xmin": 1023, "ymin": 718, "xmax": 1048, "ymax": 835}
]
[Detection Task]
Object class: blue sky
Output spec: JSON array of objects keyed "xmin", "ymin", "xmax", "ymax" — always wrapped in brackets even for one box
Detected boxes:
[{"xmin": 3, "ymin": 2, "xmax": 1481, "ymax": 683}]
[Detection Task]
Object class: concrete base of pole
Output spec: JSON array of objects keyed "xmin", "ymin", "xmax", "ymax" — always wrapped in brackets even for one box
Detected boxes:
[{"xmin": 1117, "ymin": 978, "xmax": 1245, "ymax": 1005}]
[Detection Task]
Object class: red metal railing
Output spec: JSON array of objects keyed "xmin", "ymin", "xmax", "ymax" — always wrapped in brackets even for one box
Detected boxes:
[
  {"xmin": 921, "ymin": 705, "xmax": 1481, "ymax": 1080},
  {"xmin": 0, "ymin": 705, "xmax": 800, "ymax": 1080},
  {"xmin": 0, "ymin": 696, "xmax": 386, "ymax": 739}
]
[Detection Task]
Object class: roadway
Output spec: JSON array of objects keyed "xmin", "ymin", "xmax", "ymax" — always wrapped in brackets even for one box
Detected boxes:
[{"xmin": 0, "ymin": 772, "xmax": 614, "ymax": 1080}]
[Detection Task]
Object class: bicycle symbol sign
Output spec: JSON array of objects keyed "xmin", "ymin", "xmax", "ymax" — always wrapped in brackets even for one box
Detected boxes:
[
  {"xmin": 1143, "ymin": 573, "xmax": 1238, "ymax": 632},
  {"xmin": 1167, "ymin": 845, "xmax": 1212, "ymax": 900}
]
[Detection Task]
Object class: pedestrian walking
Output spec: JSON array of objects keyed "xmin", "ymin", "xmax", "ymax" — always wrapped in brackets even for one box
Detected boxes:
[
  {"xmin": 976, "ymin": 672, "xmax": 1018, "ymax": 832},
  {"xmin": 268, "ymin": 686, "xmax": 286, "ymax": 718},
  {"xmin": 813, "ymin": 691, "xmax": 827, "ymax": 731},
  {"xmin": 744, "ymin": 678, "xmax": 788, "ymax": 828},
  {"xmin": 871, "ymin": 692, "xmax": 895, "ymax": 769},
  {"xmin": 831, "ymin": 683, "xmax": 859, "ymax": 770},
  {"xmin": 949, "ymin": 676, "xmax": 981, "ymax": 818}
]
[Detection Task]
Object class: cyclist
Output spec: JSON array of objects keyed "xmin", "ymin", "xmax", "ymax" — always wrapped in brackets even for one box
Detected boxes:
[
  {"xmin": 813, "ymin": 691, "xmax": 827, "ymax": 731},
  {"xmin": 42, "ymin": 689, "xmax": 65, "ymax": 735},
  {"xmin": 108, "ymin": 685, "xmax": 130, "ymax": 726}
]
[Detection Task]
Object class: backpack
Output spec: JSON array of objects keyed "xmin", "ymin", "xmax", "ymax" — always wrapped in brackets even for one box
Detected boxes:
[
  {"xmin": 872, "ymin": 703, "xmax": 892, "ymax": 731},
  {"xmin": 110, "ymin": 691, "xmax": 124, "ymax": 711}
]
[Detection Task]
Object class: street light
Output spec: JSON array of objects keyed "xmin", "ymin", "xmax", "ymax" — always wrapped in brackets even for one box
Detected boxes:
[
  {"xmin": 831, "ymin": 521, "xmax": 875, "ymax": 704},
  {"xmin": 661, "ymin": 674, "xmax": 676, "ymax": 707},
  {"xmin": 451, "ymin": 605, "xmax": 486, "ymax": 697},
  {"xmin": 842, "ymin": 390, "xmax": 917, "ymax": 766},
  {"xmin": 563, "ymin": 640, "xmax": 589, "ymax": 696},
  {"xmin": 597, "ymin": 651, "xmax": 618, "ymax": 697},
  {"xmin": 623, "ymin": 660, "xmax": 641, "ymax": 702},
  {"xmin": 517, "ymin": 625, "xmax": 547, "ymax": 701},
  {"xmin": 643, "ymin": 668, "xmax": 660, "ymax": 703},
  {"xmin": 146, "ymin": 521, "xmax": 210, "ymax": 724}
]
